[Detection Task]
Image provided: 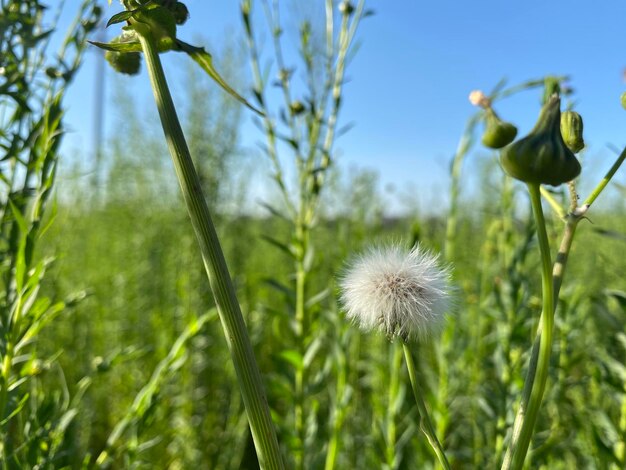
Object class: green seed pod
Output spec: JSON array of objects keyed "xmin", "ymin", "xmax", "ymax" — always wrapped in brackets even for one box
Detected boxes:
[
  {"xmin": 560, "ymin": 110, "xmax": 584, "ymax": 153},
  {"xmin": 105, "ymin": 49, "xmax": 141, "ymax": 75},
  {"xmin": 481, "ymin": 108, "xmax": 517, "ymax": 149},
  {"xmin": 339, "ymin": 1, "xmax": 355, "ymax": 15},
  {"xmin": 170, "ymin": 2, "xmax": 189, "ymax": 25},
  {"xmin": 289, "ymin": 100, "xmax": 305, "ymax": 115},
  {"xmin": 500, "ymin": 95, "xmax": 581, "ymax": 186},
  {"xmin": 621, "ymin": 92, "xmax": 626, "ymax": 111}
]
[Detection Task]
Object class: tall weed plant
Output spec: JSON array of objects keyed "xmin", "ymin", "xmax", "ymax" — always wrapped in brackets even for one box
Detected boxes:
[{"xmin": 1, "ymin": 1, "xmax": 625, "ymax": 469}]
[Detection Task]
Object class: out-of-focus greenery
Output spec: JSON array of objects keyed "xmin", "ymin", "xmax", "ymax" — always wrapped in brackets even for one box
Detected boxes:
[
  {"xmin": 0, "ymin": 0, "xmax": 100, "ymax": 466},
  {"xmin": 3, "ymin": 1, "xmax": 626, "ymax": 469},
  {"xmin": 41, "ymin": 94, "xmax": 626, "ymax": 468}
]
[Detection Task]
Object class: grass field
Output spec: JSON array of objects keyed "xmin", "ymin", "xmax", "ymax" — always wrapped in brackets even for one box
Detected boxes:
[{"xmin": 2, "ymin": 1, "xmax": 626, "ymax": 469}]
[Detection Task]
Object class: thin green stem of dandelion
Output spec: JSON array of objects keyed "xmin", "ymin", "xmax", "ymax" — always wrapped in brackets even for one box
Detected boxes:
[{"xmin": 402, "ymin": 342, "xmax": 451, "ymax": 470}]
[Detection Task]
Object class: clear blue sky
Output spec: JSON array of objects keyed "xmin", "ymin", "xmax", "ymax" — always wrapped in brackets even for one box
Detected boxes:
[{"xmin": 57, "ymin": 1, "xmax": 626, "ymax": 212}]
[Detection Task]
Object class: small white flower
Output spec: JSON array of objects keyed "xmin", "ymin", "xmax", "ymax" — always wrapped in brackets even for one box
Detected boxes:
[
  {"xmin": 340, "ymin": 244, "xmax": 451, "ymax": 340},
  {"xmin": 469, "ymin": 90, "xmax": 490, "ymax": 108}
]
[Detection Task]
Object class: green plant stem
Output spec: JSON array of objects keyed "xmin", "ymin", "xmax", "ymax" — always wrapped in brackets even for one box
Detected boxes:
[
  {"xmin": 294, "ymin": 239, "xmax": 307, "ymax": 470},
  {"xmin": 136, "ymin": 29, "xmax": 284, "ymax": 470},
  {"xmin": 0, "ymin": 283, "xmax": 24, "ymax": 435},
  {"xmin": 502, "ymin": 146, "xmax": 626, "ymax": 469},
  {"xmin": 386, "ymin": 342, "xmax": 403, "ymax": 468},
  {"xmin": 324, "ymin": 341, "xmax": 347, "ymax": 470},
  {"xmin": 402, "ymin": 342, "xmax": 451, "ymax": 470},
  {"xmin": 616, "ymin": 394, "xmax": 626, "ymax": 465},
  {"xmin": 502, "ymin": 183, "xmax": 554, "ymax": 470},
  {"xmin": 539, "ymin": 186, "xmax": 566, "ymax": 219},
  {"xmin": 583, "ymin": 146, "xmax": 626, "ymax": 207},
  {"xmin": 437, "ymin": 116, "xmax": 479, "ymax": 447}
]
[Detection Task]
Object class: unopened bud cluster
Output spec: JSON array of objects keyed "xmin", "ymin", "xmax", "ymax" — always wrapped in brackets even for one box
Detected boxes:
[
  {"xmin": 104, "ymin": 1, "xmax": 190, "ymax": 75},
  {"xmin": 500, "ymin": 95, "xmax": 581, "ymax": 186},
  {"xmin": 471, "ymin": 85, "xmax": 585, "ymax": 187}
]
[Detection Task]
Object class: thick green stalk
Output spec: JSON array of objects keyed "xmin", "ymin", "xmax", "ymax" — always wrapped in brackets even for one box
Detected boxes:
[
  {"xmin": 402, "ymin": 342, "xmax": 451, "ymax": 470},
  {"xmin": 502, "ymin": 183, "xmax": 554, "ymax": 470},
  {"xmin": 501, "ymin": 145, "xmax": 626, "ymax": 469},
  {"xmin": 136, "ymin": 29, "xmax": 284, "ymax": 470},
  {"xmin": 499, "ymin": 205, "xmax": 577, "ymax": 468}
]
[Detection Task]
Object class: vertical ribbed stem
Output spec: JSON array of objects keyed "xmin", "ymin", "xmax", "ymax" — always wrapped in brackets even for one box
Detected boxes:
[{"xmin": 137, "ymin": 29, "xmax": 284, "ymax": 470}]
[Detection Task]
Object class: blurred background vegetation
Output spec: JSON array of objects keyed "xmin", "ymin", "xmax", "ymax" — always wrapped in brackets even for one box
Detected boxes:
[{"xmin": 2, "ymin": 1, "xmax": 626, "ymax": 469}]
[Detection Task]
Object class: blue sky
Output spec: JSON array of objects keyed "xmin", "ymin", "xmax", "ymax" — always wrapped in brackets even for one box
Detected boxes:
[{"xmin": 56, "ymin": 1, "xmax": 626, "ymax": 212}]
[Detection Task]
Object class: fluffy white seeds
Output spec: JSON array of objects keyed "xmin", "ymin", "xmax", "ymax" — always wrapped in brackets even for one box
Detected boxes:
[{"xmin": 340, "ymin": 244, "xmax": 451, "ymax": 341}]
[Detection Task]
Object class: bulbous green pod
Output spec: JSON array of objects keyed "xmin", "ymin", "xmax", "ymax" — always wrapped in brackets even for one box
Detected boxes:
[
  {"xmin": 105, "ymin": 50, "xmax": 141, "ymax": 75},
  {"xmin": 171, "ymin": 2, "xmax": 189, "ymax": 25},
  {"xmin": 560, "ymin": 110, "xmax": 584, "ymax": 153},
  {"xmin": 481, "ymin": 108, "xmax": 517, "ymax": 149},
  {"xmin": 289, "ymin": 100, "xmax": 306, "ymax": 115},
  {"xmin": 105, "ymin": 39, "xmax": 141, "ymax": 76},
  {"xmin": 500, "ymin": 95, "xmax": 581, "ymax": 186}
]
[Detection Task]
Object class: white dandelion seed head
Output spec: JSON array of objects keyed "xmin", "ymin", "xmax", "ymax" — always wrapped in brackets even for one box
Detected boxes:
[{"xmin": 340, "ymin": 244, "xmax": 452, "ymax": 341}]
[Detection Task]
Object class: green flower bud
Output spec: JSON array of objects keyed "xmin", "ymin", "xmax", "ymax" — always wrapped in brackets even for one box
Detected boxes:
[
  {"xmin": 481, "ymin": 108, "xmax": 517, "ymax": 149},
  {"xmin": 339, "ymin": 1, "xmax": 355, "ymax": 15},
  {"xmin": 560, "ymin": 110, "xmax": 584, "ymax": 153},
  {"xmin": 170, "ymin": 2, "xmax": 189, "ymax": 25},
  {"xmin": 289, "ymin": 100, "xmax": 305, "ymax": 115},
  {"xmin": 500, "ymin": 95, "xmax": 581, "ymax": 186},
  {"xmin": 105, "ymin": 49, "xmax": 141, "ymax": 75}
]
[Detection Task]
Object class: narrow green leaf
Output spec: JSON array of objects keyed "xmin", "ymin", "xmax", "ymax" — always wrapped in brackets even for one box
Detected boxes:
[
  {"xmin": 56, "ymin": 409, "xmax": 79, "ymax": 434},
  {"xmin": 88, "ymin": 40, "xmax": 142, "ymax": 52},
  {"xmin": 262, "ymin": 278, "xmax": 296, "ymax": 300},
  {"xmin": 303, "ymin": 337, "xmax": 322, "ymax": 368},
  {"xmin": 605, "ymin": 289, "xmax": 626, "ymax": 309},
  {"xmin": 303, "ymin": 245, "xmax": 315, "ymax": 273},
  {"xmin": 175, "ymin": 39, "xmax": 263, "ymax": 115},
  {"xmin": 260, "ymin": 235, "xmax": 296, "ymax": 257},
  {"xmin": 8, "ymin": 201, "xmax": 28, "ymax": 294},
  {"xmin": 0, "ymin": 394, "xmax": 29, "ymax": 426},
  {"xmin": 279, "ymin": 350, "xmax": 303, "ymax": 369},
  {"xmin": 258, "ymin": 201, "xmax": 290, "ymax": 222},
  {"xmin": 106, "ymin": 11, "xmax": 133, "ymax": 27},
  {"xmin": 593, "ymin": 227, "xmax": 626, "ymax": 242},
  {"xmin": 305, "ymin": 289, "xmax": 329, "ymax": 309}
]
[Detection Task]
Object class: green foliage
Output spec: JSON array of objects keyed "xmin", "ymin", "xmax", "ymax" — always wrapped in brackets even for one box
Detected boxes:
[
  {"xmin": 0, "ymin": 0, "xmax": 100, "ymax": 465},
  {"xmin": 4, "ymin": 2, "xmax": 626, "ymax": 469}
]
